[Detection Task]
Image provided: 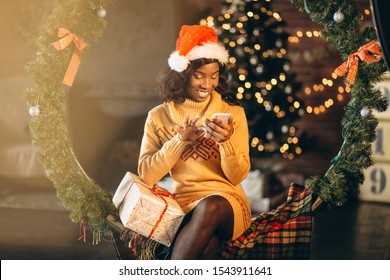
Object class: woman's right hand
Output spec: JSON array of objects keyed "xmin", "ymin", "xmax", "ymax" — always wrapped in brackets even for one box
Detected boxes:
[{"xmin": 176, "ymin": 113, "xmax": 201, "ymax": 141}]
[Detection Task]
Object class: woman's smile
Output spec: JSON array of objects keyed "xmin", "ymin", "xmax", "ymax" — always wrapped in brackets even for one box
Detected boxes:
[{"xmin": 196, "ymin": 89, "xmax": 210, "ymax": 98}]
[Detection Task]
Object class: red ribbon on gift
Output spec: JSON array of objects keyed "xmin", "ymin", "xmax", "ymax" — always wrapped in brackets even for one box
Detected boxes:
[
  {"xmin": 147, "ymin": 184, "xmax": 175, "ymax": 239},
  {"xmin": 52, "ymin": 28, "xmax": 88, "ymax": 87},
  {"xmin": 335, "ymin": 40, "xmax": 382, "ymax": 86}
]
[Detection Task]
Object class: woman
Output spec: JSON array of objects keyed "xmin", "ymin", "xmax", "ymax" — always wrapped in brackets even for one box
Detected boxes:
[{"xmin": 137, "ymin": 25, "xmax": 251, "ymax": 259}]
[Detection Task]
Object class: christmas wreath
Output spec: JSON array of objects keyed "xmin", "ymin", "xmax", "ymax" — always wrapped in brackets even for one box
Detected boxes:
[{"xmin": 24, "ymin": 0, "xmax": 388, "ymax": 238}]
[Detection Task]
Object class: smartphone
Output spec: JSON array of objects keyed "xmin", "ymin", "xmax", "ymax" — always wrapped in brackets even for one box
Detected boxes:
[{"xmin": 212, "ymin": 113, "xmax": 231, "ymax": 124}]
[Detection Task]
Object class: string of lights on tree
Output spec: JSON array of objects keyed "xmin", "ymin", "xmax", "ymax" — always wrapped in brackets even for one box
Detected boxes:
[{"xmin": 201, "ymin": 0, "xmax": 305, "ymax": 160}]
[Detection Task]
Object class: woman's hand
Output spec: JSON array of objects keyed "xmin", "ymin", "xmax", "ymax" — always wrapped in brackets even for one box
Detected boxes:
[
  {"xmin": 203, "ymin": 115, "xmax": 234, "ymax": 143},
  {"xmin": 176, "ymin": 114, "xmax": 201, "ymax": 141}
]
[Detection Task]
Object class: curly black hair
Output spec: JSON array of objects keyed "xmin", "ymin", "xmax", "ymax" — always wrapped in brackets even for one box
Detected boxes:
[{"xmin": 155, "ymin": 58, "xmax": 240, "ymax": 106}]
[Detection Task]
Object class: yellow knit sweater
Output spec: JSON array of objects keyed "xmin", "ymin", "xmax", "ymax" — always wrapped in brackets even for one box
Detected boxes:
[{"xmin": 138, "ymin": 91, "xmax": 251, "ymax": 239}]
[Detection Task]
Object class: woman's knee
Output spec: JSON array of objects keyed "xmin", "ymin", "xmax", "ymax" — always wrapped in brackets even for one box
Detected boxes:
[
  {"xmin": 193, "ymin": 196, "xmax": 234, "ymax": 238},
  {"xmin": 195, "ymin": 196, "xmax": 232, "ymax": 219}
]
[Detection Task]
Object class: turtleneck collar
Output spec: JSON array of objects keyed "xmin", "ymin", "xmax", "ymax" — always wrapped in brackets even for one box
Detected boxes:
[{"xmin": 164, "ymin": 91, "xmax": 226, "ymax": 126}]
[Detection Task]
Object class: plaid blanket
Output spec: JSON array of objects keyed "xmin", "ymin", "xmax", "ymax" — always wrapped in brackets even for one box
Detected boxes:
[{"xmin": 217, "ymin": 183, "xmax": 313, "ymax": 259}]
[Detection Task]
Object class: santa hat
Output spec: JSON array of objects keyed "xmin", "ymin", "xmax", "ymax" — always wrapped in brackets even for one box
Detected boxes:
[{"xmin": 168, "ymin": 25, "xmax": 229, "ymax": 72}]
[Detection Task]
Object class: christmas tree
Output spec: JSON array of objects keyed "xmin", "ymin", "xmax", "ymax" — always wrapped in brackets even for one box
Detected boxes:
[{"xmin": 202, "ymin": 0, "xmax": 305, "ymax": 160}]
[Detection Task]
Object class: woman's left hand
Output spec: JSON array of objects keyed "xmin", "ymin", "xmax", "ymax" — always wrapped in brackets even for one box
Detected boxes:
[
  {"xmin": 203, "ymin": 115, "xmax": 234, "ymax": 143},
  {"xmin": 177, "ymin": 113, "xmax": 202, "ymax": 141}
]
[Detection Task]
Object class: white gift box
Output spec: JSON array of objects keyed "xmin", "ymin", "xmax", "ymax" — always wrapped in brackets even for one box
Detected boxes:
[{"xmin": 112, "ymin": 172, "xmax": 185, "ymax": 246}]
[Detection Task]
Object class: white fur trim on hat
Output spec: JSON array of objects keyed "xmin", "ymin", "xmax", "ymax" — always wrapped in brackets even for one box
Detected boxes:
[{"xmin": 168, "ymin": 43, "xmax": 229, "ymax": 72}]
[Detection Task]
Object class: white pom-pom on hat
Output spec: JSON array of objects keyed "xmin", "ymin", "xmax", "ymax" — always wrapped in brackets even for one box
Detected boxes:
[{"xmin": 168, "ymin": 51, "xmax": 190, "ymax": 72}]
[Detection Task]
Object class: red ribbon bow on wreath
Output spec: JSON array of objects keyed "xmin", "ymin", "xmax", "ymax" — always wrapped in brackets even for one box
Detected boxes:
[
  {"xmin": 335, "ymin": 40, "xmax": 382, "ymax": 86},
  {"xmin": 52, "ymin": 28, "xmax": 88, "ymax": 87}
]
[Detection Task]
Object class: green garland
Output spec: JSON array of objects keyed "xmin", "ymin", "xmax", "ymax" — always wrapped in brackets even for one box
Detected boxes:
[
  {"xmin": 289, "ymin": 0, "xmax": 388, "ymax": 206},
  {"xmin": 24, "ymin": 0, "xmax": 388, "ymax": 236},
  {"xmin": 24, "ymin": 0, "xmax": 115, "ymax": 233}
]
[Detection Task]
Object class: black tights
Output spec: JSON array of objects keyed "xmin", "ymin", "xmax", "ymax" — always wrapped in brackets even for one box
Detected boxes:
[{"xmin": 170, "ymin": 195, "xmax": 234, "ymax": 260}]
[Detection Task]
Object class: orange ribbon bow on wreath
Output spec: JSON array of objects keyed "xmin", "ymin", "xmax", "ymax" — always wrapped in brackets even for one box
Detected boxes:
[
  {"xmin": 52, "ymin": 28, "xmax": 88, "ymax": 87},
  {"xmin": 335, "ymin": 40, "xmax": 382, "ymax": 86}
]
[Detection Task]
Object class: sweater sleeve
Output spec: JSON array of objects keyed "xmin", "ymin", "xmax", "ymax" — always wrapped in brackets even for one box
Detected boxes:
[
  {"xmin": 219, "ymin": 107, "xmax": 251, "ymax": 185},
  {"xmin": 137, "ymin": 112, "xmax": 191, "ymax": 185}
]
